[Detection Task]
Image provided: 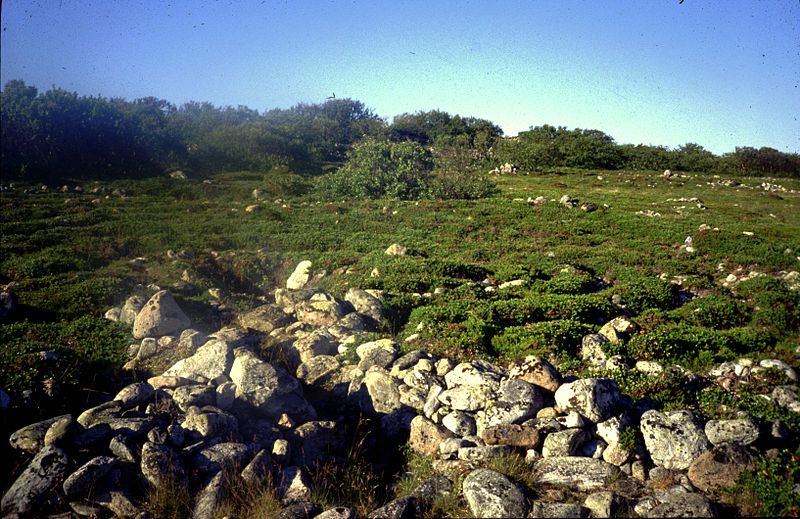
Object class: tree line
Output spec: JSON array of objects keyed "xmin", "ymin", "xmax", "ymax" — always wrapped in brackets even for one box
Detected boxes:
[{"xmin": 1, "ymin": 79, "xmax": 798, "ymax": 183}]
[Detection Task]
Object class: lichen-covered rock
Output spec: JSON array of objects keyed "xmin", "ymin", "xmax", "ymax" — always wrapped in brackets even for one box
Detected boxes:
[
  {"xmin": 366, "ymin": 495, "xmax": 421, "ymax": 519},
  {"xmin": 345, "ymin": 287, "xmax": 385, "ymax": 324},
  {"xmin": 542, "ymin": 428, "xmax": 590, "ymax": 457},
  {"xmin": 482, "ymin": 423, "xmax": 541, "ymax": 449},
  {"xmin": 295, "ymin": 299, "xmax": 348, "ymax": 326},
  {"xmin": 533, "ymin": 457, "xmax": 620, "ymax": 491},
  {"xmin": 442, "ymin": 411, "xmax": 477, "ymax": 437},
  {"xmin": 172, "ymin": 384, "xmax": 216, "ymax": 412},
  {"xmin": 113, "ymin": 382, "xmax": 155, "ymax": 408},
  {"xmin": 409, "ymin": 415, "xmax": 454, "ymax": 455},
  {"xmin": 640, "ymin": 410, "xmax": 711, "ymax": 470},
  {"xmin": 462, "ymin": 469, "xmax": 529, "ymax": 518},
  {"xmin": 193, "ymin": 471, "xmax": 224, "ymax": 519},
  {"xmin": 238, "ymin": 304, "xmax": 293, "ymax": 333},
  {"xmin": 1, "ymin": 445, "xmax": 69, "ymax": 516},
  {"xmin": 554, "ymin": 378, "xmax": 621, "ymax": 423},
  {"xmin": 77, "ymin": 400, "xmax": 125, "ymax": 428},
  {"xmin": 444, "ymin": 360, "xmax": 504, "ymax": 389},
  {"xmin": 193, "ymin": 442, "xmax": 250, "ymax": 475},
  {"xmin": 438, "ymin": 384, "xmax": 496, "ymax": 412},
  {"xmin": 580, "ymin": 334, "xmax": 610, "ymax": 369},
  {"xmin": 132, "ymin": 290, "xmax": 191, "ymax": 339},
  {"xmin": 296, "ymin": 355, "xmax": 340, "ymax": 386},
  {"xmin": 647, "ymin": 492, "xmax": 716, "ymax": 518},
  {"xmin": 507, "ymin": 355, "xmax": 562, "ymax": 392},
  {"xmin": 286, "ymin": 260, "xmax": 313, "ymax": 290},
  {"xmin": 704, "ymin": 418, "xmax": 759, "ymax": 446},
  {"xmin": 9, "ymin": 415, "xmax": 71, "ymax": 453},
  {"xmin": 687, "ymin": 444, "xmax": 754, "ymax": 492},
  {"xmin": 163, "ymin": 338, "xmax": 235, "ymax": 383},
  {"xmin": 63, "ymin": 455, "xmax": 117, "ymax": 497},
  {"xmin": 351, "ymin": 367, "xmax": 405, "ymax": 416},
  {"xmin": 529, "ymin": 502, "xmax": 589, "ymax": 518}
]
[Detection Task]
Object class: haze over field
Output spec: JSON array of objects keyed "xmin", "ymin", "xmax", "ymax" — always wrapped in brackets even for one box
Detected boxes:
[{"xmin": 1, "ymin": 0, "xmax": 798, "ymax": 155}]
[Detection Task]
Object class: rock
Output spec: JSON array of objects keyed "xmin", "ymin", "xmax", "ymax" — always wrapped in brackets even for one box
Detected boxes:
[
  {"xmin": 344, "ymin": 288, "xmax": 385, "ymax": 324},
  {"xmin": 279, "ymin": 466, "xmax": 311, "ymax": 503},
  {"xmin": 140, "ymin": 442, "xmax": 183, "ymax": 487},
  {"xmin": 583, "ymin": 491, "xmax": 624, "ymax": 518},
  {"xmin": 529, "ymin": 502, "xmax": 589, "ymax": 518},
  {"xmin": 172, "ymin": 384, "xmax": 216, "ymax": 412},
  {"xmin": 182, "ymin": 407, "xmax": 239, "ymax": 440},
  {"xmin": 366, "ymin": 495, "xmax": 421, "ymax": 519},
  {"xmin": 647, "ymin": 492, "xmax": 716, "ymax": 518},
  {"xmin": 458, "ymin": 445, "xmax": 511, "ymax": 461},
  {"xmin": 580, "ymin": 334, "xmax": 610, "ymax": 369},
  {"xmin": 598, "ymin": 316, "xmax": 638, "ymax": 343},
  {"xmin": 110, "ymin": 434, "xmax": 139, "ymax": 463},
  {"xmin": 132, "ymin": 290, "xmax": 191, "ymax": 339},
  {"xmin": 43, "ymin": 415, "xmax": 79, "ymax": 447},
  {"xmin": 605, "ymin": 355, "xmax": 636, "ymax": 371},
  {"xmin": 77, "ymin": 400, "xmax": 125, "ymax": 427},
  {"xmin": 291, "ymin": 421, "xmax": 344, "ymax": 466},
  {"xmin": 94, "ymin": 488, "xmax": 138, "ymax": 517},
  {"xmin": 559, "ymin": 194, "xmax": 577, "ymax": 208},
  {"xmin": 163, "ymin": 338, "xmax": 235, "ymax": 383},
  {"xmin": 601, "ymin": 441, "xmax": 631, "ymax": 466},
  {"xmin": 241, "ymin": 449, "xmax": 272, "ymax": 486},
  {"xmin": 10, "ymin": 415, "xmax": 71, "ymax": 453},
  {"xmin": 328, "ymin": 313, "xmax": 369, "ymax": 340},
  {"xmin": 759, "ymin": 359, "xmax": 797, "ymax": 381},
  {"xmin": 287, "ymin": 260, "xmax": 313, "ymax": 290},
  {"xmin": 640, "ymin": 410, "xmax": 711, "ymax": 470},
  {"xmin": 554, "ymin": 378, "xmax": 622, "ymax": 423},
  {"xmin": 358, "ymin": 342, "xmax": 398, "ymax": 372},
  {"xmin": 705, "ymin": 418, "xmax": 759, "ymax": 446},
  {"xmin": 291, "ymin": 329, "xmax": 338, "ymax": 368},
  {"xmin": 239, "ymin": 304, "xmax": 293, "ymax": 333},
  {"xmin": 595, "ymin": 412, "xmax": 632, "ymax": 444},
  {"xmin": 1, "ymin": 445, "xmax": 69, "ymax": 516},
  {"xmin": 385, "ymin": 243, "xmax": 408, "ymax": 256},
  {"xmin": 63, "ymin": 456, "xmax": 116, "ymax": 497},
  {"xmin": 352, "ymin": 368, "xmax": 404, "ymax": 416},
  {"xmin": 442, "ymin": 411, "xmax": 477, "ymax": 437},
  {"xmin": 542, "ymin": 428, "xmax": 591, "ymax": 457},
  {"xmin": 443, "ymin": 360, "xmax": 503, "ymax": 389},
  {"xmin": 0, "ymin": 284, "xmax": 19, "ymax": 322},
  {"xmin": 533, "ymin": 457, "xmax": 620, "ymax": 491},
  {"xmin": 114, "ymin": 382, "xmax": 155, "ymax": 408},
  {"xmin": 316, "ymin": 507, "xmax": 355, "ymax": 519},
  {"xmin": 687, "ymin": 444, "xmax": 755, "ymax": 492},
  {"xmin": 409, "ymin": 415, "xmax": 455, "ymax": 455},
  {"xmin": 507, "ymin": 355, "xmax": 562, "ymax": 392},
  {"xmin": 296, "ymin": 299, "xmax": 348, "ymax": 326},
  {"xmin": 296, "ymin": 355, "xmax": 340, "ymax": 386},
  {"xmin": 192, "ymin": 471, "xmax": 224, "ymax": 519},
  {"xmin": 230, "ymin": 349, "xmax": 315, "ymax": 422},
  {"xmin": 462, "ymin": 469, "xmax": 529, "ymax": 518},
  {"xmin": 412, "ymin": 475, "xmax": 453, "ymax": 502},
  {"xmin": 119, "ymin": 295, "xmax": 147, "ymax": 324},
  {"xmin": 193, "ymin": 442, "xmax": 250, "ymax": 475},
  {"xmin": 438, "ymin": 384, "xmax": 496, "ymax": 412},
  {"xmin": 482, "ymin": 423, "xmax": 541, "ymax": 449}
]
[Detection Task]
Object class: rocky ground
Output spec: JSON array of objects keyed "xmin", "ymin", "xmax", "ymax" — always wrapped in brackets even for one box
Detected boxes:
[{"xmin": 2, "ymin": 257, "xmax": 799, "ymax": 519}]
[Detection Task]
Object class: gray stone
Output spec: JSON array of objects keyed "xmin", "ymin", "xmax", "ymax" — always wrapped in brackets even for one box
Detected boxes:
[
  {"xmin": 1, "ymin": 445, "xmax": 69, "ymax": 516},
  {"xmin": 193, "ymin": 471, "xmax": 224, "ymax": 519},
  {"xmin": 458, "ymin": 445, "xmax": 511, "ymax": 461},
  {"xmin": 605, "ymin": 355, "xmax": 636, "ymax": 371},
  {"xmin": 275, "ymin": 501, "xmax": 322, "ymax": 519},
  {"xmin": 580, "ymin": 334, "xmax": 610, "ymax": 369},
  {"xmin": 687, "ymin": 444, "xmax": 755, "ymax": 492},
  {"xmin": 598, "ymin": 316, "xmax": 638, "ymax": 343},
  {"xmin": 640, "ymin": 410, "xmax": 711, "ymax": 470},
  {"xmin": 172, "ymin": 384, "xmax": 216, "ymax": 412},
  {"xmin": 366, "ymin": 495, "xmax": 421, "ymax": 519},
  {"xmin": 439, "ymin": 437, "xmax": 476, "ymax": 459},
  {"xmin": 412, "ymin": 475, "xmax": 453, "ymax": 502},
  {"xmin": 442, "ymin": 411, "xmax": 477, "ymax": 437},
  {"xmin": 119, "ymin": 295, "xmax": 146, "ymax": 324},
  {"xmin": 291, "ymin": 329, "xmax": 339, "ymax": 369},
  {"xmin": 529, "ymin": 502, "xmax": 589, "ymax": 518},
  {"xmin": 705, "ymin": 418, "xmax": 759, "ymax": 446},
  {"xmin": 132, "ymin": 290, "xmax": 191, "ymax": 339},
  {"xmin": 278, "ymin": 466, "xmax": 311, "ymax": 503},
  {"xmin": 327, "ymin": 313, "xmax": 368, "ymax": 340},
  {"xmin": 63, "ymin": 455, "xmax": 116, "ymax": 497},
  {"xmin": 647, "ymin": 492, "xmax": 715, "ymax": 518},
  {"xmin": 345, "ymin": 287, "xmax": 385, "ymax": 324},
  {"xmin": 179, "ymin": 328, "xmax": 207, "ymax": 349},
  {"xmin": 462, "ymin": 469, "xmax": 529, "ymax": 518},
  {"xmin": 444, "ymin": 360, "xmax": 503, "ymax": 389},
  {"xmin": 230, "ymin": 349, "xmax": 316, "ymax": 422},
  {"xmin": 296, "ymin": 299, "xmax": 348, "ymax": 327},
  {"xmin": 43, "ymin": 414, "xmax": 79, "ymax": 447},
  {"xmin": 193, "ymin": 442, "xmax": 250, "ymax": 475},
  {"xmin": 595, "ymin": 412, "xmax": 632, "ymax": 444},
  {"xmin": 105, "ymin": 417, "xmax": 159, "ymax": 438},
  {"xmin": 77, "ymin": 400, "xmax": 125, "ymax": 427},
  {"xmin": 534, "ymin": 457, "xmax": 620, "ymax": 491},
  {"xmin": 8, "ymin": 414, "xmax": 70, "ymax": 453},
  {"xmin": 275, "ymin": 287, "xmax": 324, "ymax": 308},
  {"xmin": 162, "ymin": 338, "xmax": 235, "ymax": 383},
  {"xmin": 74, "ymin": 423, "xmax": 112, "ymax": 448},
  {"xmin": 141, "ymin": 441, "xmax": 183, "ymax": 487},
  {"xmin": 438, "ymin": 385, "xmax": 496, "ymax": 412},
  {"xmin": 583, "ymin": 491, "xmax": 624, "ymax": 518},
  {"xmin": 182, "ymin": 407, "xmax": 239, "ymax": 440},
  {"xmin": 409, "ymin": 415, "xmax": 455, "ymax": 456},
  {"xmin": 352, "ymin": 367, "xmax": 405, "ymax": 416},
  {"xmin": 316, "ymin": 507, "xmax": 355, "ymax": 519},
  {"xmin": 554, "ymin": 378, "xmax": 622, "ymax": 423},
  {"xmin": 109, "ymin": 434, "xmax": 139, "ymax": 463},
  {"xmin": 542, "ymin": 428, "xmax": 590, "ymax": 457},
  {"xmin": 297, "ymin": 355, "xmax": 340, "ymax": 386},
  {"xmin": 241, "ymin": 449, "xmax": 272, "ymax": 486},
  {"xmin": 291, "ymin": 420, "xmax": 345, "ymax": 466},
  {"xmin": 239, "ymin": 304, "xmax": 293, "ymax": 333},
  {"xmin": 215, "ymin": 381, "xmax": 236, "ymax": 411},
  {"xmin": 114, "ymin": 383, "xmax": 155, "ymax": 408},
  {"xmin": 94, "ymin": 488, "xmax": 138, "ymax": 518},
  {"xmin": 287, "ymin": 260, "xmax": 313, "ymax": 290},
  {"xmin": 358, "ymin": 344, "xmax": 398, "ymax": 372}
]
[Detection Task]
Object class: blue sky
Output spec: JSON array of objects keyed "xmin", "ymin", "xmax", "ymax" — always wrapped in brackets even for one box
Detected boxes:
[{"xmin": 2, "ymin": 0, "xmax": 798, "ymax": 155}]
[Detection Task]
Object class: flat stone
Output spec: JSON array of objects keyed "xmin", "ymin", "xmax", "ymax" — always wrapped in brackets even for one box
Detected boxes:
[
  {"xmin": 507, "ymin": 355, "xmax": 562, "ymax": 392},
  {"xmin": 482, "ymin": 423, "xmax": 541, "ymax": 449},
  {"xmin": 534, "ymin": 457, "xmax": 620, "ymax": 491},
  {"xmin": 63, "ymin": 456, "xmax": 117, "ymax": 497},
  {"xmin": 640, "ymin": 410, "xmax": 710, "ymax": 470},
  {"xmin": 438, "ymin": 385, "xmax": 496, "ymax": 412},
  {"xmin": 1, "ymin": 445, "xmax": 69, "ymax": 516},
  {"xmin": 705, "ymin": 418, "xmax": 759, "ymax": 446},
  {"xmin": 10, "ymin": 415, "xmax": 71, "ymax": 452},
  {"xmin": 462, "ymin": 468, "xmax": 529, "ymax": 518}
]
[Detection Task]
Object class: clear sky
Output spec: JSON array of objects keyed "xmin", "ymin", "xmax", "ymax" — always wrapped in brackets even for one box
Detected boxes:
[{"xmin": 1, "ymin": 0, "xmax": 798, "ymax": 155}]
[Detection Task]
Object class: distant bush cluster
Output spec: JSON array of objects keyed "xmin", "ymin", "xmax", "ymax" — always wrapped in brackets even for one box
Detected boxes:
[{"xmin": 2, "ymin": 80, "xmax": 798, "ymax": 190}]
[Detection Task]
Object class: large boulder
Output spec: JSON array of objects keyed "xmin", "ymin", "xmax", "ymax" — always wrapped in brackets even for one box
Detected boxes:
[
  {"xmin": 507, "ymin": 355, "xmax": 562, "ymax": 392},
  {"xmin": 640, "ymin": 410, "xmax": 711, "ymax": 470},
  {"xmin": 554, "ymin": 378, "xmax": 622, "ymax": 423},
  {"xmin": 286, "ymin": 260, "xmax": 313, "ymax": 290},
  {"xmin": 230, "ymin": 349, "xmax": 316, "ymax": 422},
  {"xmin": 687, "ymin": 444, "xmax": 755, "ymax": 492},
  {"xmin": 2, "ymin": 445, "xmax": 69, "ymax": 516},
  {"xmin": 163, "ymin": 338, "xmax": 235, "ymax": 383},
  {"xmin": 132, "ymin": 290, "xmax": 191, "ymax": 339},
  {"xmin": 238, "ymin": 304, "xmax": 293, "ymax": 333},
  {"xmin": 344, "ymin": 287, "xmax": 385, "ymax": 324},
  {"xmin": 533, "ymin": 457, "xmax": 620, "ymax": 491},
  {"xmin": 351, "ymin": 367, "xmax": 404, "ymax": 416}
]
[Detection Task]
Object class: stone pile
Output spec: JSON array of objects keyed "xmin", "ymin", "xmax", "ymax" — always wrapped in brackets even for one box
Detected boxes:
[{"xmin": 3, "ymin": 260, "xmax": 799, "ymax": 518}]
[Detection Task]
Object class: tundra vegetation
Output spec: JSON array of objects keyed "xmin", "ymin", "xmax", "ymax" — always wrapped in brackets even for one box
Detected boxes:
[{"xmin": 1, "ymin": 80, "xmax": 800, "ymax": 517}]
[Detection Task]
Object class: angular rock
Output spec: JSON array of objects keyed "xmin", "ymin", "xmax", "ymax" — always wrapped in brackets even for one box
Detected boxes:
[
  {"xmin": 172, "ymin": 384, "xmax": 216, "ymax": 412},
  {"xmin": 443, "ymin": 360, "xmax": 503, "ymax": 389},
  {"xmin": 77, "ymin": 400, "xmax": 125, "ymax": 428},
  {"xmin": 181, "ymin": 407, "xmax": 239, "ymax": 440},
  {"xmin": 534, "ymin": 457, "xmax": 620, "ymax": 491},
  {"xmin": 687, "ymin": 444, "xmax": 755, "ymax": 492},
  {"xmin": 529, "ymin": 502, "xmax": 589, "ymax": 518},
  {"xmin": 595, "ymin": 412, "xmax": 632, "ymax": 444},
  {"xmin": 507, "ymin": 355, "xmax": 562, "ymax": 392},
  {"xmin": 94, "ymin": 488, "xmax": 138, "ymax": 518},
  {"xmin": 598, "ymin": 316, "xmax": 638, "ymax": 343},
  {"xmin": 193, "ymin": 442, "xmax": 250, "ymax": 475},
  {"xmin": 554, "ymin": 378, "xmax": 621, "ymax": 423},
  {"xmin": 132, "ymin": 290, "xmax": 191, "ymax": 339},
  {"xmin": 344, "ymin": 287, "xmax": 385, "ymax": 324},
  {"xmin": 163, "ymin": 338, "xmax": 235, "ymax": 383},
  {"xmin": 352, "ymin": 367, "xmax": 404, "ymax": 416},
  {"xmin": 583, "ymin": 491, "xmax": 624, "ymax": 519},
  {"xmin": 290, "ymin": 329, "xmax": 338, "ymax": 368},
  {"xmin": 462, "ymin": 469, "xmax": 529, "ymax": 518},
  {"xmin": 438, "ymin": 385, "xmax": 496, "ymax": 412},
  {"xmin": 113, "ymin": 382, "xmax": 155, "ymax": 408},
  {"xmin": 1, "ymin": 445, "xmax": 69, "ymax": 516},
  {"xmin": 230, "ymin": 349, "xmax": 315, "ymax": 422},
  {"xmin": 385, "ymin": 243, "xmax": 408, "ymax": 256},
  {"xmin": 295, "ymin": 299, "xmax": 348, "ymax": 327},
  {"xmin": 601, "ymin": 441, "xmax": 631, "ymax": 466},
  {"xmin": 580, "ymin": 334, "xmax": 610, "ymax": 369},
  {"xmin": 110, "ymin": 434, "xmax": 139, "ymax": 463},
  {"xmin": 241, "ymin": 449, "xmax": 272, "ymax": 486},
  {"xmin": 640, "ymin": 410, "xmax": 711, "ymax": 470},
  {"xmin": 43, "ymin": 414, "xmax": 79, "ymax": 447},
  {"xmin": 542, "ymin": 428, "xmax": 591, "ymax": 457},
  {"xmin": 296, "ymin": 355, "xmax": 340, "ymax": 386},
  {"xmin": 442, "ymin": 411, "xmax": 477, "ymax": 437},
  {"xmin": 291, "ymin": 420, "xmax": 344, "ymax": 466},
  {"xmin": 647, "ymin": 492, "xmax": 715, "ymax": 518},
  {"xmin": 409, "ymin": 415, "xmax": 454, "ymax": 455},
  {"xmin": 412, "ymin": 475, "xmax": 453, "ymax": 502},
  {"xmin": 458, "ymin": 445, "xmax": 511, "ymax": 461},
  {"xmin": 328, "ymin": 313, "xmax": 369, "ymax": 341},
  {"xmin": 140, "ymin": 441, "xmax": 183, "ymax": 487},
  {"xmin": 279, "ymin": 466, "xmax": 311, "ymax": 503},
  {"xmin": 316, "ymin": 507, "xmax": 355, "ymax": 519}
]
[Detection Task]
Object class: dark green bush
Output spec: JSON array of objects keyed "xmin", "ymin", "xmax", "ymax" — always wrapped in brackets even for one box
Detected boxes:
[
  {"xmin": 626, "ymin": 322, "xmax": 734, "ymax": 369},
  {"xmin": 420, "ymin": 316, "xmax": 496, "ymax": 360},
  {"xmin": 669, "ymin": 294, "xmax": 750, "ymax": 329},
  {"xmin": 736, "ymin": 448, "xmax": 800, "ymax": 517},
  {"xmin": 491, "ymin": 320, "xmax": 590, "ymax": 360},
  {"xmin": 612, "ymin": 277, "xmax": 678, "ymax": 313},
  {"xmin": 735, "ymin": 276, "xmax": 800, "ymax": 335},
  {"xmin": 543, "ymin": 269, "xmax": 596, "ymax": 295}
]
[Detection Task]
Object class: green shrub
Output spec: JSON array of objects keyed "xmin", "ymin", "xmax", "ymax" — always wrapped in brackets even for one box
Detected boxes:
[
  {"xmin": 669, "ymin": 294, "xmax": 750, "ymax": 329},
  {"xmin": 491, "ymin": 320, "xmax": 590, "ymax": 361},
  {"xmin": 543, "ymin": 269, "xmax": 595, "ymax": 295},
  {"xmin": 626, "ymin": 322, "xmax": 734, "ymax": 369},
  {"xmin": 735, "ymin": 448, "xmax": 800, "ymax": 517},
  {"xmin": 419, "ymin": 316, "xmax": 496, "ymax": 360},
  {"xmin": 735, "ymin": 276, "xmax": 800, "ymax": 335},
  {"xmin": 612, "ymin": 277, "xmax": 678, "ymax": 313}
]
